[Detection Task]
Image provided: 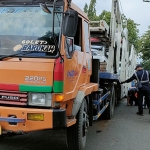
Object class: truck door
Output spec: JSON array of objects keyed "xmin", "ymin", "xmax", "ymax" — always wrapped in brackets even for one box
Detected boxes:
[
  {"xmin": 64, "ymin": 16, "xmax": 85, "ymax": 99},
  {"xmin": 83, "ymin": 20, "xmax": 92, "ymax": 80}
]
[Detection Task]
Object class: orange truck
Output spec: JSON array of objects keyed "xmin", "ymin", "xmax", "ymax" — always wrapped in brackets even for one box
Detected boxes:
[{"xmin": 0, "ymin": 0, "xmax": 132, "ymax": 150}]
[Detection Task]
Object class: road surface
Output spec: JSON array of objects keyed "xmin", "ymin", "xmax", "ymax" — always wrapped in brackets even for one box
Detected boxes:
[{"xmin": 1, "ymin": 99, "xmax": 150, "ymax": 150}]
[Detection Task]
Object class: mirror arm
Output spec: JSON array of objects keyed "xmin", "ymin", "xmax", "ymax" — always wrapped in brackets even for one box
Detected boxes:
[
  {"xmin": 52, "ymin": 0, "xmax": 64, "ymax": 62},
  {"xmin": 52, "ymin": 0, "xmax": 57, "ymax": 37},
  {"xmin": 52, "ymin": 1, "xmax": 71, "ymax": 36}
]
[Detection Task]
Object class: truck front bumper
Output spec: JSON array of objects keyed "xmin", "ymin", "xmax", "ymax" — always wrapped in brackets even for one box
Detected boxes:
[{"xmin": 0, "ymin": 106, "xmax": 66, "ymax": 133}]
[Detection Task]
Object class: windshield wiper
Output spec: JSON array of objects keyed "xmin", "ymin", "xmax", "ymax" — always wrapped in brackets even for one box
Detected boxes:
[{"xmin": 0, "ymin": 51, "xmax": 34, "ymax": 61}]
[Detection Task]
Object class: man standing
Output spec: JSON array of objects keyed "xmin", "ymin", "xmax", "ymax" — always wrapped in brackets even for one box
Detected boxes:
[{"xmin": 121, "ymin": 64, "xmax": 150, "ymax": 116}]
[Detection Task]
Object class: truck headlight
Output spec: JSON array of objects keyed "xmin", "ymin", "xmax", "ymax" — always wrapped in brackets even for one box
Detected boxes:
[
  {"xmin": 28, "ymin": 93, "xmax": 52, "ymax": 107},
  {"xmin": 32, "ymin": 94, "xmax": 45, "ymax": 105}
]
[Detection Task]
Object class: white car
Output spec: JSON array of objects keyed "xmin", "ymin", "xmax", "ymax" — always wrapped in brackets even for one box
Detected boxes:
[{"xmin": 91, "ymin": 45, "xmax": 108, "ymax": 62}]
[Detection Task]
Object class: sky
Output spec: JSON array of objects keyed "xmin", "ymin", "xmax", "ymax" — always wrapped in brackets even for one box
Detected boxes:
[{"xmin": 73, "ymin": 0, "xmax": 150, "ymax": 35}]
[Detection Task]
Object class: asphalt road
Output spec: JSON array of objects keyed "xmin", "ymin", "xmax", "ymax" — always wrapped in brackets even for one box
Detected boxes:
[{"xmin": 1, "ymin": 99, "xmax": 150, "ymax": 150}]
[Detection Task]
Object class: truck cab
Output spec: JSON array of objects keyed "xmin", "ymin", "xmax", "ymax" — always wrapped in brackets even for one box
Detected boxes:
[{"xmin": 0, "ymin": 0, "xmax": 98, "ymax": 150}]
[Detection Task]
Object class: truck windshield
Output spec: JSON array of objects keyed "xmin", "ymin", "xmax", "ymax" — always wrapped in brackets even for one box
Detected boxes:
[{"xmin": 0, "ymin": 6, "xmax": 63, "ymax": 57}]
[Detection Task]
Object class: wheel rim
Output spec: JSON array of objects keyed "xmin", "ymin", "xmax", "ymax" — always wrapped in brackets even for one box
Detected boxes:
[{"xmin": 82, "ymin": 101, "xmax": 89, "ymax": 139}]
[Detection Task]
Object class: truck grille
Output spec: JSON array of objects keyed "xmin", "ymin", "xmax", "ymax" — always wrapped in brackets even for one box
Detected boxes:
[{"xmin": 0, "ymin": 90, "xmax": 27, "ymax": 106}]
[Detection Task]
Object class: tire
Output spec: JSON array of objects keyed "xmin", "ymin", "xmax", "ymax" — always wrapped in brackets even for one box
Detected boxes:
[
  {"xmin": 103, "ymin": 85, "xmax": 115, "ymax": 119},
  {"xmin": 67, "ymin": 99, "xmax": 88, "ymax": 150},
  {"xmin": 114, "ymin": 85, "xmax": 118, "ymax": 106}
]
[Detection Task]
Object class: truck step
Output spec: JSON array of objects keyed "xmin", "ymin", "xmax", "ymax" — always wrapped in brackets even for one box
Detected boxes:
[{"xmin": 66, "ymin": 118, "xmax": 76, "ymax": 127}]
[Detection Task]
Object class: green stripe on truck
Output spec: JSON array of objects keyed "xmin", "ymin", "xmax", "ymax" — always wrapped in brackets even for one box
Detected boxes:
[
  {"xmin": 20, "ymin": 85, "xmax": 52, "ymax": 92},
  {"xmin": 53, "ymin": 81, "xmax": 64, "ymax": 92}
]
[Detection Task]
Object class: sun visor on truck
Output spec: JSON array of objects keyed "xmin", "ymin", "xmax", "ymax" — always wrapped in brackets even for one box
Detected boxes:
[{"xmin": 0, "ymin": 0, "xmax": 64, "ymax": 5}]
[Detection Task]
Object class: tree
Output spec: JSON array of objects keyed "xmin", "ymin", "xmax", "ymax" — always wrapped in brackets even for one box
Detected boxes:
[
  {"xmin": 127, "ymin": 19, "xmax": 139, "ymax": 50},
  {"xmin": 142, "ymin": 60, "xmax": 150, "ymax": 71},
  {"xmin": 88, "ymin": 0, "xmax": 96, "ymax": 20},
  {"xmin": 121, "ymin": 14, "xmax": 139, "ymax": 51},
  {"xmin": 99, "ymin": 12, "xmax": 139, "ymax": 50},
  {"xmin": 98, "ymin": 10, "xmax": 111, "ymax": 25},
  {"xmin": 83, "ymin": 1, "xmax": 139, "ymax": 52},
  {"xmin": 83, "ymin": 0, "xmax": 99, "ymax": 21},
  {"xmin": 83, "ymin": 3, "xmax": 88, "ymax": 14},
  {"xmin": 138, "ymin": 26, "xmax": 150, "ymax": 69}
]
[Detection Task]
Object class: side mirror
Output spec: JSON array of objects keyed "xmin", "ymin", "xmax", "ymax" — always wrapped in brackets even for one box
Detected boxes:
[{"xmin": 62, "ymin": 10, "xmax": 78, "ymax": 37}]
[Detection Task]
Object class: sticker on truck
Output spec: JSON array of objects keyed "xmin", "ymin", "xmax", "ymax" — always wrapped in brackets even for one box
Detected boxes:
[{"xmin": 13, "ymin": 40, "xmax": 55, "ymax": 53}]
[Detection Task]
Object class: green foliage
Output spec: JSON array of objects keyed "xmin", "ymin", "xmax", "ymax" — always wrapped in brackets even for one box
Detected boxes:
[
  {"xmin": 99, "ymin": 10, "xmax": 111, "ymax": 25},
  {"xmin": 88, "ymin": 0, "xmax": 96, "ymax": 20},
  {"xmin": 83, "ymin": 3, "xmax": 88, "ymax": 14},
  {"xmin": 127, "ymin": 19, "xmax": 139, "ymax": 50},
  {"xmin": 141, "ymin": 61, "xmax": 150, "ymax": 71},
  {"xmin": 121, "ymin": 14, "xmax": 139, "ymax": 50},
  {"xmin": 83, "ymin": 1, "xmax": 139, "ymax": 52},
  {"xmin": 83, "ymin": 0, "xmax": 99, "ymax": 21},
  {"xmin": 138, "ymin": 26, "xmax": 150, "ymax": 69}
]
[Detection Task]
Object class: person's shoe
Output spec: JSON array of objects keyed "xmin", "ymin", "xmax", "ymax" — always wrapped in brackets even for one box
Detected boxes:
[{"xmin": 136, "ymin": 112, "xmax": 143, "ymax": 116}]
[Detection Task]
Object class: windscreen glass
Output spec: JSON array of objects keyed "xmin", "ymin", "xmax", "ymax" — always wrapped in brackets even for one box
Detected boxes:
[{"xmin": 0, "ymin": 6, "xmax": 62, "ymax": 57}]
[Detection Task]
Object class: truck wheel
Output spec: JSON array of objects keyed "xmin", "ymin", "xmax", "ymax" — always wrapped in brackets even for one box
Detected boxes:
[
  {"xmin": 67, "ymin": 99, "xmax": 89, "ymax": 150},
  {"xmin": 103, "ymin": 85, "xmax": 115, "ymax": 119}
]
